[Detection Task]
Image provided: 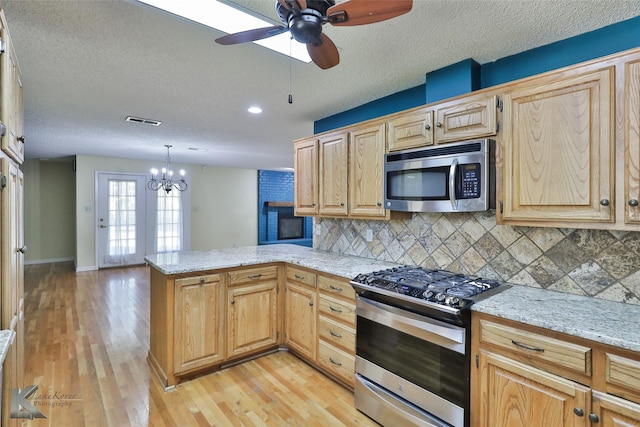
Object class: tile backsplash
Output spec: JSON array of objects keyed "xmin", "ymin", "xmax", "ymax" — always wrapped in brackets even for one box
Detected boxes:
[{"xmin": 314, "ymin": 212, "xmax": 640, "ymax": 305}]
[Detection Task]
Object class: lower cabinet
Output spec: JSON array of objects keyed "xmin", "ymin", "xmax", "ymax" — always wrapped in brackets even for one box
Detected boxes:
[
  {"xmin": 227, "ymin": 266, "xmax": 279, "ymax": 359},
  {"xmin": 472, "ymin": 313, "xmax": 640, "ymax": 427},
  {"xmin": 173, "ymin": 274, "xmax": 225, "ymax": 374},
  {"xmin": 284, "ymin": 266, "xmax": 317, "ymax": 362}
]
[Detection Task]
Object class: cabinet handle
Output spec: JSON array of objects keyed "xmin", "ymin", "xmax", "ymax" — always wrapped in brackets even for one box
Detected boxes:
[
  {"xmin": 588, "ymin": 413, "xmax": 599, "ymax": 423},
  {"xmin": 425, "ymin": 124, "xmax": 431, "ymax": 130},
  {"xmin": 294, "ymin": 274, "xmax": 305, "ymax": 280},
  {"xmin": 248, "ymin": 274, "xmax": 262, "ymax": 279},
  {"xmin": 329, "ymin": 330, "xmax": 343, "ymax": 339},
  {"xmin": 599, "ymin": 198, "xmax": 610, "ymax": 206},
  {"xmin": 511, "ymin": 340, "xmax": 545, "ymax": 352},
  {"xmin": 573, "ymin": 408, "xmax": 584, "ymax": 417},
  {"xmin": 329, "ymin": 306, "xmax": 343, "ymax": 313},
  {"xmin": 329, "ymin": 357, "xmax": 342, "ymax": 366},
  {"xmin": 436, "ymin": 122, "xmax": 443, "ymax": 128},
  {"xmin": 17, "ymin": 245, "xmax": 27, "ymax": 254},
  {"xmin": 629, "ymin": 199, "xmax": 639, "ymax": 207},
  {"xmin": 329, "ymin": 285, "xmax": 343, "ymax": 292},
  {"xmin": 308, "ymin": 301, "xmax": 314, "ymax": 307}
]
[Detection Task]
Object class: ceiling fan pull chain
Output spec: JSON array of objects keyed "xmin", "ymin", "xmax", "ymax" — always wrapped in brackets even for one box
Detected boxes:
[{"xmin": 288, "ymin": 37, "xmax": 293, "ymax": 104}]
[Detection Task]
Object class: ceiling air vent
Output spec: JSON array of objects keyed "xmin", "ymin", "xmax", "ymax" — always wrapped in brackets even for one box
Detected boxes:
[{"xmin": 125, "ymin": 116, "xmax": 162, "ymax": 126}]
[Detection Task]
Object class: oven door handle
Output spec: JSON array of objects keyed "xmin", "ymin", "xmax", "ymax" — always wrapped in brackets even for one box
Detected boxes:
[
  {"xmin": 449, "ymin": 158, "xmax": 459, "ymax": 211},
  {"xmin": 357, "ymin": 297, "xmax": 466, "ymax": 354}
]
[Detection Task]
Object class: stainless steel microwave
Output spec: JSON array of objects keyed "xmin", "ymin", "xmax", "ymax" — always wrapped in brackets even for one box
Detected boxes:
[{"xmin": 384, "ymin": 139, "xmax": 495, "ymax": 213}]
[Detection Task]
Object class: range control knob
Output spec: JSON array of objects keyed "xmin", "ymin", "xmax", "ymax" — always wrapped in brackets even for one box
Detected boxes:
[
  {"xmin": 434, "ymin": 293, "xmax": 446, "ymax": 302},
  {"xmin": 423, "ymin": 290, "xmax": 435, "ymax": 299}
]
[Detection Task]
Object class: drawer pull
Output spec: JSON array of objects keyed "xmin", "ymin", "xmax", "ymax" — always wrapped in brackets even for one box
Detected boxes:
[
  {"xmin": 309, "ymin": 301, "xmax": 314, "ymax": 307},
  {"xmin": 199, "ymin": 277, "xmax": 205, "ymax": 284},
  {"xmin": 329, "ymin": 285, "xmax": 343, "ymax": 292},
  {"xmin": 588, "ymin": 413, "xmax": 599, "ymax": 423},
  {"xmin": 248, "ymin": 274, "xmax": 262, "ymax": 279},
  {"xmin": 511, "ymin": 340, "xmax": 545, "ymax": 352},
  {"xmin": 294, "ymin": 274, "xmax": 305, "ymax": 280},
  {"xmin": 329, "ymin": 330, "xmax": 343, "ymax": 339},
  {"xmin": 329, "ymin": 357, "xmax": 342, "ymax": 367},
  {"xmin": 329, "ymin": 306, "xmax": 343, "ymax": 313}
]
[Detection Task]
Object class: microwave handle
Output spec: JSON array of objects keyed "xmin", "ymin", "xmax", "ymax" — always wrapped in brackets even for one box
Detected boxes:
[{"xmin": 449, "ymin": 159, "xmax": 459, "ymax": 210}]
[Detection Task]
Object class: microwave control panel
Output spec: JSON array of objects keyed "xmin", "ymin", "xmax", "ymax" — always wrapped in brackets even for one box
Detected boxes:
[{"xmin": 460, "ymin": 164, "xmax": 481, "ymax": 199}]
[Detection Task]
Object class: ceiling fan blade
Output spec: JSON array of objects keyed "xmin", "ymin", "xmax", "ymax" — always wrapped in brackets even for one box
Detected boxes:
[
  {"xmin": 307, "ymin": 33, "xmax": 339, "ymax": 69},
  {"xmin": 277, "ymin": 0, "xmax": 307, "ymax": 13},
  {"xmin": 327, "ymin": 0, "xmax": 413, "ymax": 26},
  {"xmin": 215, "ymin": 25, "xmax": 288, "ymax": 45}
]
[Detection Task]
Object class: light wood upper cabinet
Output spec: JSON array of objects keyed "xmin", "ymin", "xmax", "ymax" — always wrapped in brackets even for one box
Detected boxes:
[
  {"xmin": 174, "ymin": 274, "xmax": 225, "ymax": 373},
  {"xmin": 227, "ymin": 272, "xmax": 279, "ymax": 360},
  {"xmin": 387, "ymin": 107, "xmax": 434, "ymax": 151},
  {"xmin": 318, "ymin": 131, "xmax": 349, "ymax": 216},
  {"xmin": 500, "ymin": 66, "xmax": 614, "ymax": 225},
  {"xmin": 293, "ymin": 138, "xmax": 319, "ymax": 215},
  {"xmin": 434, "ymin": 94, "xmax": 498, "ymax": 144},
  {"xmin": 625, "ymin": 58, "xmax": 640, "ymax": 224},
  {"xmin": 0, "ymin": 17, "xmax": 24, "ymax": 164},
  {"xmin": 349, "ymin": 122, "xmax": 386, "ymax": 217}
]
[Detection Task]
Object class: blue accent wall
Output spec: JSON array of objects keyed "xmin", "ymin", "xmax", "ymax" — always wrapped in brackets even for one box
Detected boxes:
[
  {"xmin": 314, "ymin": 16, "xmax": 640, "ymax": 133},
  {"xmin": 258, "ymin": 170, "xmax": 312, "ymax": 247}
]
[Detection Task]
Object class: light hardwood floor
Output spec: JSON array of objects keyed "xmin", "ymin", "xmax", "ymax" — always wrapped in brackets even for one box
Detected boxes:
[{"xmin": 23, "ymin": 262, "xmax": 378, "ymax": 427}]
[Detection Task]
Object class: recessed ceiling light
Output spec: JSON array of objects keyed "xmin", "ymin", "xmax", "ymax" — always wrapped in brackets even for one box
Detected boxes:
[
  {"xmin": 248, "ymin": 106, "xmax": 263, "ymax": 114},
  {"xmin": 137, "ymin": 0, "xmax": 312, "ymax": 63}
]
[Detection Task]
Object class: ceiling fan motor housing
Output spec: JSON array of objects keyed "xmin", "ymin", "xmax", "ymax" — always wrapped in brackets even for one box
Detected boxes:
[{"xmin": 275, "ymin": 0, "xmax": 336, "ymax": 43}]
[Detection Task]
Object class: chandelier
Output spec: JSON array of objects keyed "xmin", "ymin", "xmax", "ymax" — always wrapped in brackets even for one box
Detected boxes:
[{"xmin": 147, "ymin": 145, "xmax": 188, "ymax": 193}]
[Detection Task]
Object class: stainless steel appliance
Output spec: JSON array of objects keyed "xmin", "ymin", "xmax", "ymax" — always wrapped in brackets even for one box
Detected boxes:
[
  {"xmin": 384, "ymin": 139, "xmax": 495, "ymax": 213},
  {"xmin": 350, "ymin": 266, "xmax": 509, "ymax": 427}
]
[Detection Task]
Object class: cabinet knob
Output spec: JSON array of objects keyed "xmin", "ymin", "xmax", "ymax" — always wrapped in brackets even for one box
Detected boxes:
[
  {"xmin": 377, "ymin": 202, "xmax": 382, "ymax": 206},
  {"xmin": 588, "ymin": 413, "xmax": 600, "ymax": 423},
  {"xmin": 629, "ymin": 199, "xmax": 639, "ymax": 207},
  {"xmin": 340, "ymin": 203, "xmax": 344, "ymax": 207},
  {"xmin": 599, "ymin": 199, "xmax": 610, "ymax": 207},
  {"xmin": 17, "ymin": 136, "xmax": 25, "ymax": 144},
  {"xmin": 308, "ymin": 301, "xmax": 314, "ymax": 307},
  {"xmin": 425, "ymin": 124, "xmax": 431, "ymax": 130},
  {"xmin": 199, "ymin": 277, "xmax": 205, "ymax": 284},
  {"xmin": 17, "ymin": 245, "xmax": 27, "ymax": 254},
  {"xmin": 230, "ymin": 300, "xmax": 235, "ymax": 305},
  {"xmin": 436, "ymin": 122, "xmax": 443, "ymax": 128},
  {"xmin": 573, "ymin": 408, "xmax": 584, "ymax": 417}
]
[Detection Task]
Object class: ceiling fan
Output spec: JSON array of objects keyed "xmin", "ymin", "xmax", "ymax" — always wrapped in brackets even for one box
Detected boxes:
[{"xmin": 215, "ymin": 0, "xmax": 413, "ymax": 69}]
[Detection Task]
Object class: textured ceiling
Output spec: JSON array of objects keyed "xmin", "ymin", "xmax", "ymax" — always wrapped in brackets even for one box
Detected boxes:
[{"xmin": 2, "ymin": 0, "xmax": 640, "ymax": 170}]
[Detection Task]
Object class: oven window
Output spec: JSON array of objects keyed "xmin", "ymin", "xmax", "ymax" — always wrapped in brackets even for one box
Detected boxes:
[
  {"xmin": 387, "ymin": 167, "xmax": 449, "ymax": 200},
  {"xmin": 357, "ymin": 316, "xmax": 466, "ymax": 408}
]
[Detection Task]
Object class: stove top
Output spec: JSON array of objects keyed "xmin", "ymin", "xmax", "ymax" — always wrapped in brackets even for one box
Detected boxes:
[{"xmin": 350, "ymin": 265, "xmax": 508, "ymax": 315}]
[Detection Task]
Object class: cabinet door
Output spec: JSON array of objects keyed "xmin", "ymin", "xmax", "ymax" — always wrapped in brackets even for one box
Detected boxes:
[
  {"xmin": 478, "ymin": 350, "xmax": 590, "ymax": 427},
  {"xmin": 592, "ymin": 391, "xmax": 640, "ymax": 426},
  {"xmin": 349, "ymin": 122, "xmax": 386, "ymax": 217},
  {"xmin": 387, "ymin": 107, "xmax": 434, "ymax": 151},
  {"xmin": 501, "ymin": 68, "xmax": 614, "ymax": 224},
  {"xmin": 625, "ymin": 59, "xmax": 640, "ymax": 224},
  {"xmin": 174, "ymin": 274, "xmax": 225, "ymax": 373},
  {"xmin": 285, "ymin": 282, "xmax": 316, "ymax": 361},
  {"xmin": 294, "ymin": 138, "xmax": 319, "ymax": 215},
  {"xmin": 319, "ymin": 131, "xmax": 348, "ymax": 216},
  {"xmin": 0, "ymin": 28, "xmax": 24, "ymax": 164},
  {"xmin": 227, "ymin": 281, "xmax": 278, "ymax": 359},
  {"xmin": 434, "ymin": 94, "xmax": 497, "ymax": 144}
]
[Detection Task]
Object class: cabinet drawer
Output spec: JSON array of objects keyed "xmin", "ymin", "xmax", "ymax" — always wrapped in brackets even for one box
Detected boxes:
[
  {"xmin": 479, "ymin": 319, "xmax": 592, "ymax": 375},
  {"xmin": 318, "ymin": 340, "xmax": 355, "ymax": 387},
  {"xmin": 175, "ymin": 273, "xmax": 221, "ymax": 287},
  {"xmin": 606, "ymin": 353, "xmax": 640, "ymax": 395},
  {"xmin": 228, "ymin": 265, "xmax": 278, "ymax": 286},
  {"xmin": 318, "ymin": 295, "xmax": 355, "ymax": 327},
  {"xmin": 318, "ymin": 275, "xmax": 355, "ymax": 301},
  {"xmin": 318, "ymin": 315, "xmax": 355, "ymax": 354},
  {"xmin": 286, "ymin": 266, "xmax": 316, "ymax": 288}
]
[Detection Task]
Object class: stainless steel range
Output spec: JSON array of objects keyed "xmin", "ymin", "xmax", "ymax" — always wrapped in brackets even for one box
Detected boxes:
[{"xmin": 350, "ymin": 266, "xmax": 509, "ymax": 427}]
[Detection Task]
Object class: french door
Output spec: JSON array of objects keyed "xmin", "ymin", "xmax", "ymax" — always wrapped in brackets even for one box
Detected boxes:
[{"xmin": 96, "ymin": 173, "xmax": 146, "ymax": 268}]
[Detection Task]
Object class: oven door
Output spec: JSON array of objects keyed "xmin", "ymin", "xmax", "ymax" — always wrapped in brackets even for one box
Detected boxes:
[{"xmin": 355, "ymin": 296, "xmax": 469, "ymax": 427}]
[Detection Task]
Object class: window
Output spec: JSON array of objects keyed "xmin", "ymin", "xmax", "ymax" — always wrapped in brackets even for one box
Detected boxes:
[
  {"xmin": 156, "ymin": 189, "xmax": 183, "ymax": 253},
  {"xmin": 107, "ymin": 179, "xmax": 138, "ymax": 259}
]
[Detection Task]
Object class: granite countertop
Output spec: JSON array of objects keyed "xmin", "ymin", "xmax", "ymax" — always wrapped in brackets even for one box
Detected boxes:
[
  {"xmin": 146, "ymin": 244, "xmax": 640, "ymax": 353},
  {"xmin": 0, "ymin": 329, "xmax": 15, "ymax": 366}
]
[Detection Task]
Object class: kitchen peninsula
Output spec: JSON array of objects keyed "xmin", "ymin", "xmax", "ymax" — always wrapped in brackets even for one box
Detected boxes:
[{"xmin": 146, "ymin": 244, "xmax": 640, "ymax": 425}]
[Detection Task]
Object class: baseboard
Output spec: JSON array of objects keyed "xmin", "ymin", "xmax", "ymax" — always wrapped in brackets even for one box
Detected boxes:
[{"xmin": 75, "ymin": 265, "xmax": 98, "ymax": 272}]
